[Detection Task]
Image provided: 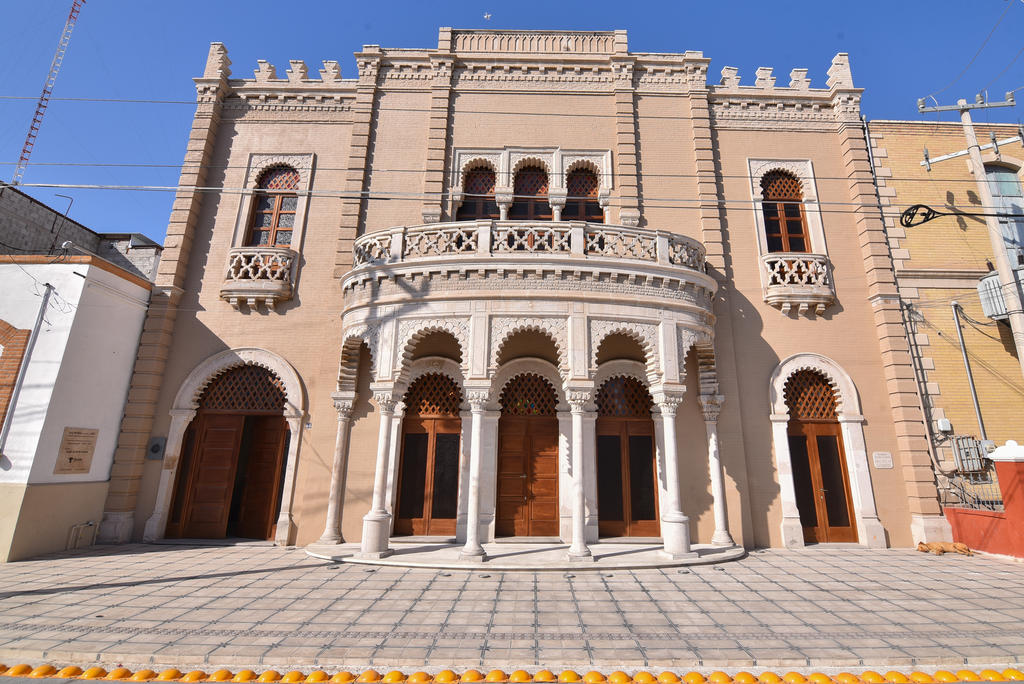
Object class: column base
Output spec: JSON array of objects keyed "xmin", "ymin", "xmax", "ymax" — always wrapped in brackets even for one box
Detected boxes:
[
  {"xmin": 360, "ymin": 511, "xmax": 392, "ymax": 556},
  {"xmin": 780, "ymin": 516, "xmax": 805, "ymax": 548},
  {"xmin": 660, "ymin": 550, "xmax": 699, "ymax": 561},
  {"xmin": 316, "ymin": 533, "xmax": 343, "ymax": 546},
  {"xmin": 660, "ymin": 513, "xmax": 691, "ymax": 557},
  {"xmin": 911, "ymin": 513, "xmax": 953, "ymax": 544},
  {"xmin": 858, "ymin": 516, "xmax": 887, "ymax": 549},
  {"xmin": 98, "ymin": 511, "xmax": 135, "ymax": 544},
  {"xmin": 566, "ymin": 551, "xmax": 595, "ymax": 563},
  {"xmin": 711, "ymin": 530, "xmax": 735, "ymax": 546},
  {"xmin": 458, "ymin": 550, "xmax": 487, "ymax": 562},
  {"xmin": 356, "ymin": 550, "xmax": 394, "ymax": 560}
]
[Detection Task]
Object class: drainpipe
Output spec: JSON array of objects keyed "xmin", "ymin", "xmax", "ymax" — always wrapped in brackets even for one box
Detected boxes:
[{"xmin": 0, "ymin": 283, "xmax": 53, "ymax": 458}]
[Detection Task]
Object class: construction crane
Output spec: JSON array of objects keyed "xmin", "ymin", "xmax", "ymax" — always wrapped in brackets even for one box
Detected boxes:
[{"xmin": 11, "ymin": 0, "xmax": 85, "ymax": 186}]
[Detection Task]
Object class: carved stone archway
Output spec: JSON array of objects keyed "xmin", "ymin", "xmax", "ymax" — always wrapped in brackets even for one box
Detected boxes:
[{"xmin": 144, "ymin": 348, "xmax": 306, "ymax": 545}]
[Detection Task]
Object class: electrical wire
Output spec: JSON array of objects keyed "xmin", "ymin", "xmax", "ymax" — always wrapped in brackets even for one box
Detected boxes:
[
  {"xmin": 981, "ymin": 44, "xmax": 1024, "ymax": 92},
  {"xmin": 925, "ymin": 0, "xmax": 1016, "ymax": 99}
]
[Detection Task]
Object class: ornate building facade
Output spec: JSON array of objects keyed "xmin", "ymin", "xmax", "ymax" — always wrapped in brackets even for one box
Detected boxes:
[{"xmin": 98, "ymin": 29, "xmax": 952, "ymax": 559}]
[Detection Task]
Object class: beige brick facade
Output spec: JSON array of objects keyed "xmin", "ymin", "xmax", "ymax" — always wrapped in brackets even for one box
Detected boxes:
[
  {"xmin": 103, "ymin": 30, "xmax": 953, "ymax": 555},
  {"xmin": 867, "ymin": 120, "xmax": 1024, "ymax": 475}
]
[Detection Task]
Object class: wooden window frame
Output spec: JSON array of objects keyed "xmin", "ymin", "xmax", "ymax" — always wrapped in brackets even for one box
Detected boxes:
[
  {"xmin": 509, "ymin": 166, "xmax": 553, "ymax": 221},
  {"xmin": 563, "ymin": 168, "xmax": 604, "ymax": 223},
  {"xmin": 456, "ymin": 167, "xmax": 500, "ymax": 221},
  {"xmin": 247, "ymin": 168, "xmax": 299, "ymax": 248},
  {"xmin": 761, "ymin": 172, "xmax": 810, "ymax": 254}
]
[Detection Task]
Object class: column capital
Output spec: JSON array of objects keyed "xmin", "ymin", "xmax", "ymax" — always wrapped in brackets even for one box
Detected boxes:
[
  {"xmin": 699, "ymin": 393, "xmax": 725, "ymax": 422},
  {"xmin": 331, "ymin": 391, "xmax": 356, "ymax": 420},
  {"xmin": 654, "ymin": 392, "xmax": 685, "ymax": 416},
  {"xmin": 466, "ymin": 389, "xmax": 490, "ymax": 411},
  {"xmin": 566, "ymin": 388, "xmax": 595, "ymax": 413},
  {"xmin": 373, "ymin": 392, "xmax": 398, "ymax": 413}
]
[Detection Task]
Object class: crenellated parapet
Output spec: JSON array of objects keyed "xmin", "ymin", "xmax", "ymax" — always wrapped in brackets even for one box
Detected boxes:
[{"xmin": 709, "ymin": 52, "xmax": 863, "ymax": 130}]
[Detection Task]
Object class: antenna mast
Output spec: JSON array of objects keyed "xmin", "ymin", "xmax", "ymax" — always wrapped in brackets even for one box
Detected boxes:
[{"xmin": 11, "ymin": 0, "xmax": 85, "ymax": 186}]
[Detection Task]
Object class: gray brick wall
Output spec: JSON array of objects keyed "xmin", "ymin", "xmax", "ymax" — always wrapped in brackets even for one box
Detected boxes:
[{"xmin": 0, "ymin": 183, "xmax": 161, "ymax": 281}]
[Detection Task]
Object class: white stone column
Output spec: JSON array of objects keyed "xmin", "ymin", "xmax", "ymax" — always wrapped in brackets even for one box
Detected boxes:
[
  {"xmin": 700, "ymin": 394, "xmax": 734, "ymax": 546},
  {"xmin": 460, "ymin": 390, "xmax": 489, "ymax": 560},
  {"xmin": 566, "ymin": 390, "xmax": 593, "ymax": 561},
  {"xmin": 655, "ymin": 393, "xmax": 694, "ymax": 559},
  {"xmin": 360, "ymin": 391, "xmax": 397, "ymax": 558},
  {"xmin": 317, "ymin": 394, "xmax": 355, "ymax": 545},
  {"xmin": 770, "ymin": 412, "xmax": 805, "ymax": 548},
  {"xmin": 142, "ymin": 408, "xmax": 197, "ymax": 542}
]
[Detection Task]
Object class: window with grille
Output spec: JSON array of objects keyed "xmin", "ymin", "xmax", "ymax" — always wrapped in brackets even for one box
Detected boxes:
[
  {"xmin": 596, "ymin": 376, "xmax": 652, "ymax": 417},
  {"xmin": 761, "ymin": 171, "xmax": 809, "ymax": 253},
  {"xmin": 986, "ymin": 166, "xmax": 1024, "ymax": 268},
  {"xmin": 199, "ymin": 365, "xmax": 287, "ymax": 412},
  {"xmin": 500, "ymin": 373, "xmax": 557, "ymax": 416},
  {"xmin": 248, "ymin": 166, "xmax": 300, "ymax": 248},
  {"xmin": 562, "ymin": 168, "xmax": 603, "ymax": 223},
  {"xmin": 509, "ymin": 166, "xmax": 552, "ymax": 221},
  {"xmin": 404, "ymin": 373, "xmax": 463, "ymax": 417},
  {"xmin": 783, "ymin": 370, "xmax": 837, "ymax": 421},
  {"xmin": 456, "ymin": 168, "xmax": 500, "ymax": 221}
]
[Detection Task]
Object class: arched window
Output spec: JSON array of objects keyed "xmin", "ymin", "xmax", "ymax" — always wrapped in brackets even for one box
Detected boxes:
[
  {"xmin": 986, "ymin": 165, "xmax": 1024, "ymax": 267},
  {"xmin": 563, "ymin": 168, "xmax": 603, "ymax": 223},
  {"xmin": 456, "ymin": 167, "xmax": 499, "ymax": 221},
  {"xmin": 248, "ymin": 166, "xmax": 299, "ymax": 248},
  {"xmin": 509, "ymin": 166, "xmax": 552, "ymax": 221},
  {"xmin": 761, "ymin": 171, "xmax": 809, "ymax": 253}
]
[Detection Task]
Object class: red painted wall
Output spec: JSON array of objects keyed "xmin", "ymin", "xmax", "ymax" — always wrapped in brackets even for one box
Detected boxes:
[{"xmin": 944, "ymin": 460, "xmax": 1024, "ymax": 558}]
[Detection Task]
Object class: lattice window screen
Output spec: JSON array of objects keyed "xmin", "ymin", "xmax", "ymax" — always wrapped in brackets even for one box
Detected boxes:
[
  {"xmin": 404, "ymin": 373, "xmax": 463, "ymax": 417},
  {"xmin": 258, "ymin": 167, "xmax": 300, "ymax": 190},
  {"xmin": 199, "ymin": 365, "xmax": 287, "ymax": 412},
  {"xmin": 761, "ymin": 171, "xmax": 803, "ymax": 200},
  {"xmin": 464, "ymin": 169, "xmax": 496, "ymax": 196},
  {"xmin": 596, "ymin": 376, "xmax": 653, "ymax": 417},
  {"xmin": 514, "ymin": 167, "xmax": 549, "ymax": 197},
  {"xmin": 500, "ymin": 373, "xmax": 557, "ymax": 416},
  {"xmin": 784, "ymin": 370, "xmax": 837, "ymax": 421},
  {"xmin": 567, "ymin": 169, "xmax": 599, "ymax": 198}
]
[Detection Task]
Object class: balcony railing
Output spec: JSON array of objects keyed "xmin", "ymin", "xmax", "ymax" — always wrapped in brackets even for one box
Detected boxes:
[
  {"xmin": 220, "ymin": 246, "xmax": 296, "ymax": 311},
  {"xmin": 352, "ymin": 220, "xmax": 705, "ymax": 272},
  {"xmin": 760, "ymin": 252, "xmax": 835, "ymax": 316}
]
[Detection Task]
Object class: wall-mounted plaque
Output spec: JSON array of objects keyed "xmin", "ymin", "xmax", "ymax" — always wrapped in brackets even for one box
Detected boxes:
[
  {"xmin": 53, "ymin": 427, "xmax": 99, "ymax": 475},
  {"xmin": 872, "ymin": 451, "xmax": 894, "ymax": 469}
]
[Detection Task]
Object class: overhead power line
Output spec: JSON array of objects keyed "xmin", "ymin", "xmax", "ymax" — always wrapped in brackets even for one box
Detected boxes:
[{"xmin": 924, "ymin": 0, "xmax": 1015, "ymax": 100}]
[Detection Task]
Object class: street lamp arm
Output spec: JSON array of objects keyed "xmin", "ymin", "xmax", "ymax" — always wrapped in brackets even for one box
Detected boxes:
[{"xmin": 900, "ymin": 203, "xmax": 1024, "ymax": 228}]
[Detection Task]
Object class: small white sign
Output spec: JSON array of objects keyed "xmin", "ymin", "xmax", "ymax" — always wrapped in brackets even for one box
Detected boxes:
[{"xmin": 872, "ymin": 451, "xmax": 894, "ymax": 469}]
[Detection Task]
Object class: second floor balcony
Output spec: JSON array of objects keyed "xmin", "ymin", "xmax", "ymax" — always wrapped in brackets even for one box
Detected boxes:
[{"xmin": 342, "ymin": 220, "xmax": 714, "ymax": 314}]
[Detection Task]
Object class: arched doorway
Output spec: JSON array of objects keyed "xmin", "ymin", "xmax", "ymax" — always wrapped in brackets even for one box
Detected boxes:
[
  {"xmin": 395, "ymin": 373, "xmax": 462, "ymax": 536},
  {"xmin": 496, "ymin": 373, "xmax": 559, "ymax": 537},
  {"xmin": 167, "ymin": 365, "xmax": 290, "ymax": 540},
  {"xmin": 785, "ymin": 369, "xmax": 857, "ymax": 543},
  {"xmin": 595, "ymin": 376, "xmax": 658, "ymax": 537}
]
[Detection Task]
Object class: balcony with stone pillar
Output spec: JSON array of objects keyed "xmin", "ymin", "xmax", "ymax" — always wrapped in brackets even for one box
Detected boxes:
[
  {"xmin": 220, "ymin": 247, "xmax": 296, "ymax": 311},
  {"xmin": 760, "ymin": 252, "xmax": 835, "ymax": 316}
]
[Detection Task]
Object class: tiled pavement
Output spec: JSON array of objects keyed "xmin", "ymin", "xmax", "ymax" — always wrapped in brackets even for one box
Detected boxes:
[{"xmin": 0, "ymin": 543, "xmax": 1022, "ymax": 672}]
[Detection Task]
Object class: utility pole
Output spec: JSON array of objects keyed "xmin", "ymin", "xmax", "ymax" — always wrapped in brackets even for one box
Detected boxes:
[{"xmin": 918, "ymin": 94, "xmax": 1024, "ymax": 379}]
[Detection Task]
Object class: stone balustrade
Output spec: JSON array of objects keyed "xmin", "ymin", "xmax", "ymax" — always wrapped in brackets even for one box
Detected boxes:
[
  {"xmin": 220, "ymin": 246, "xmax": 296, "ymax": 311},
  {"xmin": 352, "ymin": 220, "xmax": 706, "ymax": 272},
  {"xmin": 760, "ymin": 252, "xmax": 835, "ymax": 316}
]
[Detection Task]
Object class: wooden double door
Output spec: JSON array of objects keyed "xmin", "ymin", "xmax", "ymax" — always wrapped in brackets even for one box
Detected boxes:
[
  {"xmin": 788, "ymin": 420, "xmax": 857, "ymax": 543},
  {"xmin": 596, "ymin": 417, "xmax": 659, "ymax": 537},
  {"xmin": 168, "ymin": 412, "xmax": 288, "ymax": 540},
  {"xmin": 395, "ymin": 417, "xmax": 461, "ymax": 536},
  {"xmin": 496, "ymin": 415, "xmax": 560, "ymax": 537}
]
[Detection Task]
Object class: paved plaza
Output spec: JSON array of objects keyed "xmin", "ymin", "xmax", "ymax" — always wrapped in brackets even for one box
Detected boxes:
[{"xmin": 0, "ymin": 543, "xmax": 1022, "ymax": 672}]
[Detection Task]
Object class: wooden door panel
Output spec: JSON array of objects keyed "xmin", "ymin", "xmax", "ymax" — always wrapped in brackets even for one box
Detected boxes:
[
  {"xmin": 498, "ymin": 415, "xmax": 559, "ymax": 536},
  {"xmin": 183, "ymin": 415, "xmax": 244, "ymax": 538},
  {"xmin": 396, "ymin": 417, "xmax": 462, "ymax": 536},
  {"xmin": 596, "ymin": 418, "xmax": 659, "ymax": 537},
  {"xmin": 789, "ymin": 421, "xmax": 857, "ymax": 543},
  {"xmin": 235, "ymin": 416, "xmax": 287, "ymax": 540}
]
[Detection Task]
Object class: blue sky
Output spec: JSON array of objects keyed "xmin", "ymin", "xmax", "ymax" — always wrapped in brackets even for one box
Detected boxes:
[{"xmin": 1, "ymin": 0, "xmax": 1022, "ymax": 242}]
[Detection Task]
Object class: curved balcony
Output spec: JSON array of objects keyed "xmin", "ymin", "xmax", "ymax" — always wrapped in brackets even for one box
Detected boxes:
[
  {"xmin": 220, "ymin": 246, "xmax": 296, "ymax": 311},
  {"xmin": 760, "ymin": 252, "xmax": 835, "ymax": 316},
  {"xmin": 978, "ymin": 267, "xmax": 1023, "ymax": 321},
  {"xmin": 342, "ymin": 220, "xmax": 714, "ymax": 315}
]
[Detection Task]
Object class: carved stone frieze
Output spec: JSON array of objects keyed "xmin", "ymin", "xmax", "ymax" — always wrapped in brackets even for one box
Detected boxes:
[
  {"xmin": 589, "ymin": 319, "xmax": 660, "ymax": 377},
  {"xmin": 490, "ymin": 316, "xmax": 568, "ymax": 369},
  {"xmin": 396, "ymin": 317, "xmax": 472, "ymax": 368}
]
